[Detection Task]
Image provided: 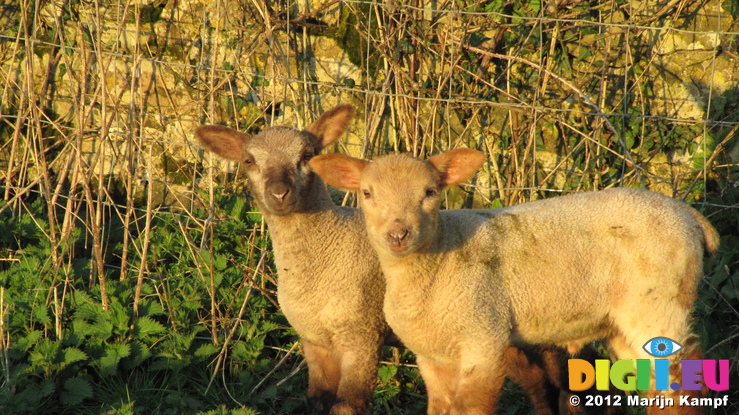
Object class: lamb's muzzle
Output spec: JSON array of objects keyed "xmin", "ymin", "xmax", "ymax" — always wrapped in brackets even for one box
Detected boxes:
[
  {"xmin": 387, "ymin": 227, "xmax": 410, "ymax": 252},
  {"xmin": 265, "ymin": 179, "xmax": 293, "ymax": 211}
]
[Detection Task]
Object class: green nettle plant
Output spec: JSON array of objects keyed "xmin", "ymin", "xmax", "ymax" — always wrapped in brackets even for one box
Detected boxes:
[{"xmin": 0, "ymin": 193, "xmax": 306, "ymax": 414}]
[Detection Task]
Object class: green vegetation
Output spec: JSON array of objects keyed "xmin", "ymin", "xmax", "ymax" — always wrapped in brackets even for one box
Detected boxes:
[{"xmin": 0, "ymin": 194, "xmax": 297, "ymax": 414}]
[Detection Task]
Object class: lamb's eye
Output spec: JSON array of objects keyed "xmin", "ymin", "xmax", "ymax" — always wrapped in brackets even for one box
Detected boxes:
[
  {"xmin": 425, "ymin": 188, "xmax": 438, "ymax": 197},
  {"xmin": 243, "ymin": 157, "xmax": 254, "ymax": 166},
  {"xmin": 362, "ymin": 190, "xmax": 371, "ymax": 199},
  {"xmin": 302, "ymin": 152, "xmax": 314, "ymax": 162}
]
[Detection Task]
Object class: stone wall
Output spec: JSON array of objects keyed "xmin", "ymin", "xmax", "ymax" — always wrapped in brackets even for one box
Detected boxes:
[{"xmin": 1, "ymin": 0, "xmax": 737, "ymax": 208}]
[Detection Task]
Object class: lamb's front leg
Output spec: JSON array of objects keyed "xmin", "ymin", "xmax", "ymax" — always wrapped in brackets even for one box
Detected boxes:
[
  {"xmin": 450, "ymin": 349, "xmax": 507, "ymax": 415},
  {"xmin": 302, "ymin": 340, "xmax": 341, "ymax": 414},
  {"xmin": 330, "ymin": 344, "xmax": 383, "ymax": 415},
  {"xmin": 416, "ymin": 355, "xmax": 455, "ymax": 415},
  {"xmin": 503, "ymin": 346, "xmax": 560, "ymax": 415}
]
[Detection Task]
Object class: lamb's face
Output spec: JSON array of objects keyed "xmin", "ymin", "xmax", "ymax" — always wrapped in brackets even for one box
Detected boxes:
[
  {"xmin": 241, "ymin": 127, "xmax": 321, "ymax": 216},
  {"xmin": 196, "ymin": 105, "xmax": 355, "ymax": 217},
  {"xmin": 358, "ymin": 155, "xmax": 442, "ymax": 256}
]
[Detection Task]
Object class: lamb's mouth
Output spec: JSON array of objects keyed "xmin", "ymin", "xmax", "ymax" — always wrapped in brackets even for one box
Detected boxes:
[
  {"xmin": 389, "ymin": 244, "xmax": 409, "ymax": 253},
  {"xmin": 387, "ymin": 240, "xmax": 416, "ymax": 256},
  {"xmin": 264, "ymin": 201, "xmax": 298, "ymax": 216}
]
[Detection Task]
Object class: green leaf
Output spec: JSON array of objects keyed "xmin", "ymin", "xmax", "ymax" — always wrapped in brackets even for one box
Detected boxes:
[
  {"xmin": 98, "ymin": 343, "xmax": 131, "ymax": 376},
  {"xmin": 246, "ymin": 212, "xmax": 263, "ymax": 223},
  {"xmin": 723, "ymin": 0, "xmax": 739, "ymax": 18},
  {"xmin": 194, "ymin": 343, "xmax": 219, "ymax": 358},
  {"xmin": 624, "ymin": 130, "xmax": 635, "ymax": 149},
  {"xmin": 135, "ymin": 299, "xmax": 166, "ymax": 318},
  {"xmin": 108, "ymin": 301, "xmax": 131, "ymax": 333},
  {"xmin": 74, "ymin": 302, "xmax": 103, "ymax": 321},
  {"xmin": 89, "ymin": 318, "xmax": 114, "ymax": 339},
  {"xmin": 61, "ymin": 377, "xmax": 93, "ymax": 406},
  {"xmin": 577, "ymin": 46, "xmax": 592, "ymax": 62},
  {"xmin": 489, "ymin": 199, "xmax": 504, "ymax": 209},
  {"xmin": 100, "ymin": 402, "xmax": 135, "ymax": 415},
  {"xmin": 13, "ymin": 330, "xmax": 43, "ymax": 352},
  {"xmin": 133, "ymin": 316, "xmax": 166, "ymax": 338},
  {"xmin": 484, "ymin": 0, "xmax": 505, "ymax": 13},
  {"xmin": 32, "ymin": 304, "xmax": 51, "ymax": 325},
  {"xmin": 228, "ymin": 196, "xmax": 246, "ymax": 220},
  {"xmin": 29, "ymin": 338, "xmax": 58, "ymax": 369},
  {"xmin": 720, "ymin": 282, "xmax": 738, "ymax": 300},
  {"xmin": 125, "ymin": 340, "xmax": 152, "ymax": 370},
  {"xmin": 231, "ymin": 340, "xmax": 262, "ymax": 361},
  {"xmin": 29, "ymin": 378, "xmax": 55, "ymax": 403},
  {"xmin": 61, "ymin": 347, "xmax": 88, "ymax": 369},
  {"xmin": 72, "ymin": 319, "xmax": 93, "ymax": 337},
  {"xmin": 377, "ymin": 365, "xmax": 397, "ymax": 384},
  {"xmin": 210, "ymin": 254, "xmax": 228, "ymax": 272}
]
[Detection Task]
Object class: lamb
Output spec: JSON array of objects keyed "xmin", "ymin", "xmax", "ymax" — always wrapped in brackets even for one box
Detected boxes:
[
  {"xmin": 309, "ymin": 148, "xmax": 719, "ymax": 415},
  {"xmin": 196, "ymin": 106, "xmax": 389, "ymax": 414},
  {"xmin": 194, "ymin": 106, "xmax": 616, "ymax": 414}
]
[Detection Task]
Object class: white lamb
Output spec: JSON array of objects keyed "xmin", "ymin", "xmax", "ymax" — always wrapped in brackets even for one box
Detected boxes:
[{"xmin": 310, "ymin": 149, "xmax": 719, "ymax": 415}]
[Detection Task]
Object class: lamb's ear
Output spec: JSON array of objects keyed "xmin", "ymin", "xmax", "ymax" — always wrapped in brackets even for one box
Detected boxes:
[
  {"xmin": 428, "ymin": 149, "xmax": 485, "ymax": 188},
  {"xmin": 195, "ymin": 125, "xmax": 250, "ymax": 161},
  {"xmin": 309, "ymin": 153, "xmax": 368, "ymax": 191},
  {"xmin": 304, "ymin": 105, "xmax": 355, "ymax": 149}
]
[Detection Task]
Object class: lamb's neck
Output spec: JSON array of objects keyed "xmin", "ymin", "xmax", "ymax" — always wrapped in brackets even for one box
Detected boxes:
[
  {"xmin": 265, "ymin": 210, "xmax": 327, "ymax": 242},
  {"xmin": 380, "ymin": 245, "xmax": 444, "ymax": 291}
]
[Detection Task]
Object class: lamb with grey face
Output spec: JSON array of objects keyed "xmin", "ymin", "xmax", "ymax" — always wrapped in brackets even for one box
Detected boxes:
[
  {"xmin": 310, "ymin": 149, "xmax": 718, "ymax": 415},
  {"xmin": 196, "ymin": 106, "xmax": 389, "ymax": 414}
]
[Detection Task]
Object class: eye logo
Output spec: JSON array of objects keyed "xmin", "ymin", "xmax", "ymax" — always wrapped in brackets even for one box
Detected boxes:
[{"xmin": 643, "ymin": 337, "xmax": 682, "ymax": 357}]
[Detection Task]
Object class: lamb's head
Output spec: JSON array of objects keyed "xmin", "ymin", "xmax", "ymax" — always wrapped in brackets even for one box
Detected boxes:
[
  {"xmin": 310, "ymin": 149, "xmax": 485, "ymax": 256},
  {"xmin": 195, "ymin": 105, "xmax": 354, "ymax": 215}
]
